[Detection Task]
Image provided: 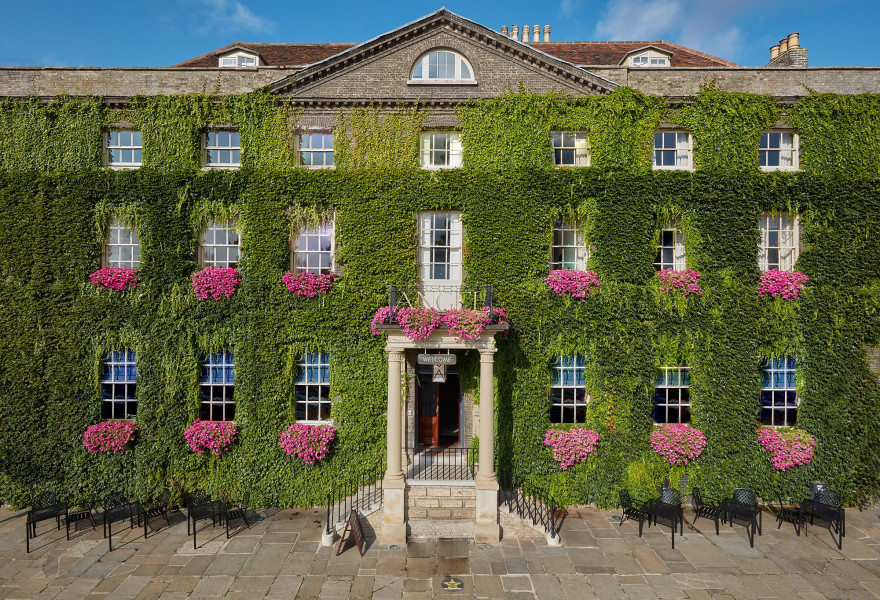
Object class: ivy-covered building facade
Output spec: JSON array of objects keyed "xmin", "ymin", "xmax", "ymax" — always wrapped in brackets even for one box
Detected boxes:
[{"xmin": 2, "ymin": 9, "xmax": 880, "ymax": 543}]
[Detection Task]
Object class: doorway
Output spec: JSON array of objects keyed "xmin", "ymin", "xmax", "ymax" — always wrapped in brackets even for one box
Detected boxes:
[{"xmin": 417, "ymin": 372, "xmax": 461, "ymax": 447}]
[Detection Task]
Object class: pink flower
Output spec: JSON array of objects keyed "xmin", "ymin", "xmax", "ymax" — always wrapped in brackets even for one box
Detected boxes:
[
  {"xmin": 546, "ymin": 270, "xmax": 600, "ymax": 299},
  {"xmin": 758, "ymin": 270, "xmax": 809, "ymax": 300},
  {"xmin": 191, "ymin": 267, "xmax": 241, "ymax": 301},
  {"xmin": 544, "ymin": 428, "xmax": 600, "ymax": 470},
  {"xmin": 757, "ymin": 426, "xmax": 816, "ymax": 471},
  {"xmin": 279, "ymin": 423, "xmax": 336, "ymax": 464},
  {"xmin": 282, "ymin": 271, "xmax": 337, "ymax": 297},
  {"xmin": 83, "ymin": 421, "xmax": 138, "ymax": 454},
  {"xmin": 651, "ymin": 424, "xmax": 707, "ymax": 466},
  {"xmin": 371, "ymin": 306, "xmax": 509, "ymax": 341},
  {"xmin": 89, "ymin": 267, "xmax": 139, "ymax": 291},
  {"xmin": 656, "ymin": 269, "xmax": 703, "ymax": 296},
  {"xmin": 184, "ymin": 420, "xmax": 237, "ymax": 456}
]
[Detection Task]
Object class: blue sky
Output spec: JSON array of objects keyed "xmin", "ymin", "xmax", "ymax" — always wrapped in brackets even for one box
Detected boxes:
[{"xmin": 1, "ymin": 0, "xmax": 876, "ymax": 68}]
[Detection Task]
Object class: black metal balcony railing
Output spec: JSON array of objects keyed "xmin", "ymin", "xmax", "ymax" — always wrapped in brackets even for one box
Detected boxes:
[
  {"xmin": 406, "ymin": 447, "xmax": 475, "ymax": 481},
  {"xmin": 498, "ymin": 467, "xmax": 566, "ymax": 541},
  {"xmin": 387, "ymin": 284, "xmax": 498, "ymax": 318},
  {"xmin": 324, "ymin": 462, "xmax": 385, "ymax": 536}
]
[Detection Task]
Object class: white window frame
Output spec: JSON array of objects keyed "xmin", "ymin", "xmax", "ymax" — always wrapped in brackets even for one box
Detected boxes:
[
  {"xmin": 653, "ymin": 367, "xmax": 691, "ymax": 424},
  {"xmin": 760, "ymin": 357, "xmax": 798, "ymax": 427},
  {"xmin": 101, "ymin": 350, "xmax": 137, "ymax": 420},
  {"xmin": 219, "ymin": 52, "xmax": 258, "ymax": 68},
  {"xmin": 294, "ymin": 351, "xmax": 331, "ymax": 424},
  {"xmin": 199, "ymin": 351, "xmax": 235, "ymax": 421},
  {"xmin": 551, "ymin": 132, "xmax": 590, "ymax": 167},
  {"xmin": 298, "ymin": 132, "xmax": 334, "ymax": 169},
  {"xmin": 550, "ymin": 355, "xmax": 588, "ymax": 424},
  {"xmin": 200, "ymin": 219, "xmax": 241, "ymax": 268},
  {"xmin": 293, "ymin": 219, "xmax": 335, "ymax": 274},
  {"xmin": 759, "ymin": 131, "xmax": 799, "ymax": 171},
  {"xmin": 419, "ymin": 212, "xmax": 463, "ymax": 311},
  {"xmin": 758, "ymin": 212, "xmax": 799, "ymax": 271},
  {"xmin": 551, "ymin": 221, "xmax": 588, "ymax": 270},
  {"xmin": 409, "ymin": 50, "xmax": 476, "ymax": 83},
  {"xmin": 652, "ymin": 131, "xmax": 693, "ymax": 170},
  {"xmin": 630, "ymin": 50, "xmax": 670, "ymax": 67},
  {"xmin": 419, "ymin": 132, "xmax": 462, "ymax": 169},
  {"xmin": 654, "ymin": 226, "xmax": 686, "ymax": 271},
  {"xmin": 204, "ymin": 130, "xmax": 241, "ymax": 169},
  {"xmin": 105, "ymin": 218, "xmax": 140, "ymax": 268},
  {"xmin": 106, "ymin": 129, "xmax": 142, "ymax": 169}
]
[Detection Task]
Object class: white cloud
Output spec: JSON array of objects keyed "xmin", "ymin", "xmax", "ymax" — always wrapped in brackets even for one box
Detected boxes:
[
  {"xmin": 190, "ymin": 0, "xmax": 276, "ymax": 36},
  {"xmin": 594, "ymin": 0, "xmax": 777, "ymax": 61},
  {"xmin": 560, "ymin": 0, "xmax": 580, "ymax": 17}
]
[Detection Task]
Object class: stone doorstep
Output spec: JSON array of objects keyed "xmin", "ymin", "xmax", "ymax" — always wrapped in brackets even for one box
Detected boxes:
[{"xmin": 408, "ymin": 520, "xmax": 475, "ymax": 541}]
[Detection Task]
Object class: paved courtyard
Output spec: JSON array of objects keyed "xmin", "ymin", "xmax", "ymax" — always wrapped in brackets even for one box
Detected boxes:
[{"xmin": 1, "ymin": 502, "xmax": 880, "ymax": 599}]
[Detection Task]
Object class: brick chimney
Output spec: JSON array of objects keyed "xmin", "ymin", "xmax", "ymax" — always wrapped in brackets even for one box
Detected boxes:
[{"xmin": 766, "ymin": 32, "xmax": 808, "ymax": 67}]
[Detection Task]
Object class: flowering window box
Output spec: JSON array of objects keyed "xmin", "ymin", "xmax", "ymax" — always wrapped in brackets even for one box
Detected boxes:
[
  {"xmin": 546, "ymin": 269, "xmax": 600, "ymax": 299},
  {"xmin": 282, "ymin": 272, "xmax": 337, "ymax": 297},
  {"xmin": 371, "ymin": 306, "xmax": 509, "ymax": 341},
  {"xmin": 544, "ymin": 428, "xmax": 600, "ymax": 470},
  {"xmin": 757, "ymin": 426, "xmax": 815, "ymax": 471},
  {"xmin": 184, "ymin": 419, "xmax": 237, "ymax": 456},
  {"xmin": 656, "ymin": 269, "xmax": 702, "ymax": 296},
  {"xmin": 758, "ymin": 270, "xmax": 809, "ymax": 300},
  {"xmin": 89, "ymin": 267, "xmax": 139, "ymax": 291},
  {"xmin": 651, "ymin": 424, "xmax": 706, "ymax": 465},
  {"xmin": 83, "ymin": 421, "xmax": 138, "ymax": 454},
  {"xmin": 191, "ymin": 267, "xmax": 241, "ymax": 300},
  {"xmin": 279, "ymin": 423, "xmax": 336, "ymax": 464}
]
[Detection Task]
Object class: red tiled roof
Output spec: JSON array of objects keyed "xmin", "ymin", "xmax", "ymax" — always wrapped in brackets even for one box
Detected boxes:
[
  {"xmin": 172, "ymin": 42, "xmax": 356, "ymax": 68},
  {"xmin": 173, "ymin": 40, "xmax": 736, "ymax": 69},
  {"xmin": 531, "ymin": 41, "xmax": 738, "ymax": 67}
]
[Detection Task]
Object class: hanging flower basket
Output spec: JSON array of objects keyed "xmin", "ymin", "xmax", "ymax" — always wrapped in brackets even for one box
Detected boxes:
[
  {"xmin": 370, "ymin": 307, "xmax": 441, "ymax": 341},
  {"xmin": 442, "ymin": 306, "xmax": 509, "ymax": 341},
  {"xmin": 758, "ymin": 269, "xmax": 809, "ymax": 300},
  {"xmin": 282, "ymin": 271, "xmax": 337, "ymax": 297},
  {"xmin": 83, "ymin": 421, "xmax": 138, "ymax": 454},
  {"xmin": 184, "ymin": 419, "xmax": 237, "ymax": 456},
  {"xmin": 89, "ymin": 267, "xmax": 139, "ymax": 291},
  {"xmin": 191, "ymin": 267, "xmax": 241, "ymax": 300},
  {"xmin": 546, "ymin": 269, "xmax": 600, "ymax": 299},
  {"xmin": 651, "ymin": 424, "xmax": 707, "ymax": 466},
  {"xmin": 757, "ymin": 426, "xmax": 816, "ymax": 471},
  {"xmin": 279, "ymin": 423, "xmax": 336, "ymax": 464},
  {"xmin": 544, "ymin": 428, "xmax": 600, "ymax": 471},
  {"xmin": 656, "ymin": 269, "xmax": 703, "ymax": 296}
]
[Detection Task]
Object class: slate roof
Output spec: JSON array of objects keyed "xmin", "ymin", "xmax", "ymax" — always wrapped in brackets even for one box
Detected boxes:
[{"xmin": 173, "ymin": 40, "xmax": 737, "ymax": 69}]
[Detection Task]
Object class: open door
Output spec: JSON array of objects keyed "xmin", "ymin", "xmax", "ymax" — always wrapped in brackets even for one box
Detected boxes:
[{"xmin": 418, "ymin": 378, "xmax": 439, "ymax": 446}]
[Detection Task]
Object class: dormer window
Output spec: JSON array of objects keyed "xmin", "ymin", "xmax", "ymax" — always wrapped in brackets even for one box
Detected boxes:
[
  {"xmin": 630, "ymin": 50, "xmax": 670, "ymax": 67},
  {"xmin": 219, "ymin": 52, "xmax": 258, "ymax": 68},
  {"xmin": 409, "ymin": 50, "xmax": 475, "ymax": 83}
]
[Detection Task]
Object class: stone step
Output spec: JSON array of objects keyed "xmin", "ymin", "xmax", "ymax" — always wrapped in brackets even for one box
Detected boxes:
[{"xmin": 407, "ymin": 519, "xmax": 475, "ymax": 540}]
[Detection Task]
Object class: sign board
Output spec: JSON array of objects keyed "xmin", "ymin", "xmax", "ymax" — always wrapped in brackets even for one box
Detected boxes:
[
  {"xmin": 336, "ymin": 509, "xmax": 366, "ymax": 556},
  {"xmin": 417, "ymin": 354, "xmax": 457, "ymax": 365}
]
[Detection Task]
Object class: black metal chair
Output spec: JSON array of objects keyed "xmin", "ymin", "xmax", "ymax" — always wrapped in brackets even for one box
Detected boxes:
[
  {"xmin": 771, "ymin": 494, "xmax": 805, "ymax": 536},
  {"xmin": 65, "ymin": 506, "xmax": 97, "ymax": 541},
  {"xmin": 102, "ymin": 493, "xmax": 136, "ymax": 551},
  {"xmin": 219, "ymin": 494, "xmax": 251, "ymax": 539},
  {"xmin": 185, "ymin": 491, "xmax": 221, "ymax": 549},
  {"xmin": 133, "ymin": 493, "xmax": 171, "ymax": 540},
  {"xmin": 651, "ymin": 487, "xmax": 684, "ymax": 548},
  {"xmin": 802, "ymin": 489, "xmax": 845, "ymax": 549},
  {"xmin": 26, "ymin": 492, "xmax": 65, "ymax": 553},
  {"xmin": 722, "ymin": 488, "xmax": 762, "ymax": 547},
  {"xmin": 618, "ymin": 490, "xmax": 653, "ymax": 537},
  {"xmin": 691, "ymin": 487, "xmax": 723, "ymax": 536}
]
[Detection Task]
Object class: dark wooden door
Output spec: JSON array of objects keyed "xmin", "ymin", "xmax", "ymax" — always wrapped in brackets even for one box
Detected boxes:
[{"xmin": 418, "ymin": 380, "xmax": 439, "ymax": 446}]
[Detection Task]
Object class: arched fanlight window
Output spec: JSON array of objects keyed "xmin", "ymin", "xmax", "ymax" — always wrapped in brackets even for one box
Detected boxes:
[{"xmin": 410, "ymin": 50, "xmax": 475, "ymax": 81}]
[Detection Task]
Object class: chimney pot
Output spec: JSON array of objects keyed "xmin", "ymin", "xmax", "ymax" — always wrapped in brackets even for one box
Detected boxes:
[
  {"xmin": 770, "ymin": 45, "xmax": 780, "ymax": 60},
  {"xmin": 533, "ymin": 25, "xmax": 540, "ymax": 42},
  {"xmin": 788, "ymin": 32, "xmax": 800, "ymax": 49},
  {"xmin": 543, "ymin": 25, "xmax": 551, "ymax": 42},
  {"xmin": 779, "ymin": 38, "xmax": 789, "ymax": 53},
  {"xmin": 522, "ymin": 24, "xmax": 529, "ymax": 43},
  {"xmin": 511, "ymin": 25, "xmax": 519, "ymax": 39},
  {"xmin": 501, "ymin": 25, "xmax": 508, "ymax": 36}
]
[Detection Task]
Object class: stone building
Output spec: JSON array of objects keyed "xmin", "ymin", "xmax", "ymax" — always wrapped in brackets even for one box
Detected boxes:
[{"xmin": 1, "ymin": 9, "xmax": 879, "ymax": 545}]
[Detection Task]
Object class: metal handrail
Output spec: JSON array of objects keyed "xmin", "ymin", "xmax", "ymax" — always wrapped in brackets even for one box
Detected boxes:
[
  {"xmin": 498, "ymin": 467, "xmax": 566, "ymax": 540},
  {"xmin": 324, "ymin": 462, "xmax": 385, "ymax": 536},
  {"xmin": 406, "ymin": 447, "xmax": 475, "ymax": 481}
]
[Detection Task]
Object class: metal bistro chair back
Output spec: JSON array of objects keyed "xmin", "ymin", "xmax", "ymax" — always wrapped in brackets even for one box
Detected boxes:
[
  {"xmin": 725, "ymin": 487, "xmax": 763, "ymax": 547},
  {"xmin": 26, "ymin": 492, "xmax": 65, "ymax": 553},
  {"xmin": 618, "ymin": 490, "xmax": 652, "ymax": 537},
  {"xmin": 804, "ymin": 488, "xmax": 845, "ymax": 549},
  {"xmin": 103, "ymin": 493, "xmax": 136, "ymax": 551},
  {"xmin": 185, "ymin": 491, "xmax": 221, "ymax": 550},
  {"xmin": 691, "ymin": 487, "xmax": 723, "ymax": 535},
  {"xmin": 652, "ymin": 487, "xmax": 684, "ymax": 549}
]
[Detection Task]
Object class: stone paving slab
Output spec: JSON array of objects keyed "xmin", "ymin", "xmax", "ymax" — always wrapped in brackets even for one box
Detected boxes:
[{"xmin": 1, "ymin": 505, "xmax": 880, "ymax": 598}]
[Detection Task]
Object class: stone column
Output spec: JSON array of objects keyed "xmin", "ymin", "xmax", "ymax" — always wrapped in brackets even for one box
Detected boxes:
[
  {"xmin": 475, "ymin": 347, "xmax": 500, "ymax": 543},
  {"xmin": 382, "ymin": 348, "xmax": 407, "ymax": 544}
]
